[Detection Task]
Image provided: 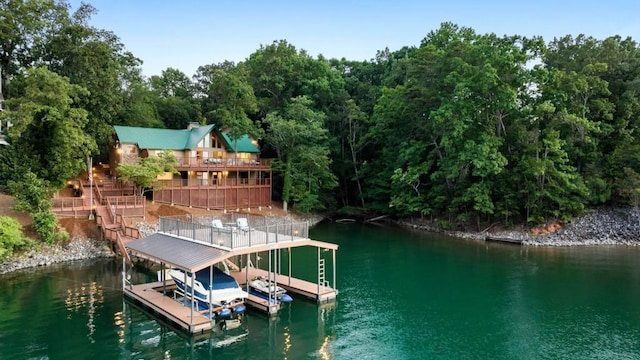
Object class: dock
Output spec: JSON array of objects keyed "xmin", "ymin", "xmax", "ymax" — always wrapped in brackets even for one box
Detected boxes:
[
  {"xmin": 123, "ymin": 282, "xmax": 215, "ymax": 335},
  {"xmin": 230, "ymin": 267, "xmax": 337, "ymax": 303},
  {"xmin": 122, "ymin": 215, "xmax": 338, "ymax": 334},
  {"xmin": 485, "ymin": 235, "xmax": 524, "ymax": 245}
]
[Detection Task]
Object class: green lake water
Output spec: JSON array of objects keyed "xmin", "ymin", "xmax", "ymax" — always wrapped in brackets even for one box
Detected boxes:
[{"xmin": 1, "ymin": 222, "xmax": 639, "ymax": 359}]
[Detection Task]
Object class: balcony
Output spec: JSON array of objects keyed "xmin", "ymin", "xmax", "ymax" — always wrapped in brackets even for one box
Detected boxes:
[
  {"xmin": 153, "ymin": 177, "xmax": 271, "ymax": 189},
  {"xmin": 176, "ymin": 157, "xmax": 271, "ymax": 171}
]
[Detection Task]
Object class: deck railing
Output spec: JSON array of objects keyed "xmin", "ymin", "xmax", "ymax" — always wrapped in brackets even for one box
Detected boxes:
[
  {"xmin": 105, "ymin": 195, "xmax": 145, "ymax": 218},
  {"xmin": 52, "ymin": 197, "xmax": 86, "ymax": 209},
  {"xmin": 158, "ymin": 214, "xmax": 309, "ymax": 250},
  {"xmin": 153, "ymin": 177, "xmax": 271, "ymax": 188},
  {"xmin": 177, "ymin": 157, "xmax": 271, "ymax": 168}
]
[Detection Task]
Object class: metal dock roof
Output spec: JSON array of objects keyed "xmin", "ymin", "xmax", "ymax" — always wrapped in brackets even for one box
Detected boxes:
[{"xmin": 126, "ymin": 233, "xmax": 230, "ymax": 272}]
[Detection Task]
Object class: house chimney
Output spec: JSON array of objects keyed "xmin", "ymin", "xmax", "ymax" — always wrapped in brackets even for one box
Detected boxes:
[{"xmin": 187, "ymin": 122, "xmax": 200, "ymax": 130}]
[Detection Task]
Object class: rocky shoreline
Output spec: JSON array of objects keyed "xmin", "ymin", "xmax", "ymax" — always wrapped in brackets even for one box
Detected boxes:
[
  {"xmin": 0, "ymin": 237, "xmax": 114, "ymax": 274},
  {"xmin": 400, "ymin": 207, "xmax": 640, "ymax": 246},
  {"xmin": 2, "ymin": 207, "xmax": 638, "ymax": 275}
]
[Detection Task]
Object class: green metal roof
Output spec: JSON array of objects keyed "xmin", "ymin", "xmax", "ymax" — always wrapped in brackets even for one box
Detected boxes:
[
  {"xmin": 114, "ymin": 124, "xmax": 216, "ymax": 150},
  {"xmin": 220, "ymin": 133, "xmax": 260, "ymax": 153},
  {"xmin": 114, "ymin": 124, "xmax": 260, "ymax": 153}
]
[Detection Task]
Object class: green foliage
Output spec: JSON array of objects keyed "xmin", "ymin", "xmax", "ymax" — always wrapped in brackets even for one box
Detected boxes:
[
  {"xmin": 8, "ymin": 172, "xmax": 53, "ymax": 213},
  {"xmin": 616, "ymin": 168, "xmax": 640, "ymax": 207},
  {"xmin": 118, "ymin": 82, "xmax": 164, "ymax": 128},
  {"xmin": 6, "ymin": 171, "xmax": 65, "ymax": 244},
  {"xmin": 150, "ymin": 67, "xmax": 194, "ymax": 99},
  {"xmin": 245, "ymin": 40, "xmax": 312, "ymax": 115},
  {"xmin": 39, "ymin": 2, "xmax": 143, "ymax": 150},
  {"xmin": 206, "ymin": 66, "xmax": 261, "ymax": 141},
  {"xmin": 2, "ymin": 67, "xmax": 97, "ymax": 189},
  {"xmin": 32, "ymin": 211, "xmax": 67, "ymax": 244},
  {"xmin": 264, "ymin": 96, "xmax": 337, "ymax": 212},
  {"xmin": 117, "ymin": 150, "xmax": 178, "ymax": 195},
  {"xmin": 438, "ymin": 219, "xmax": 453, "ymax": 230},
  {"xmin": 0, "ymin": 216, "xmax": 28, "ymax": 260},
  {"xmin": 155, "ymin": 97, "xmax": 201, "ymax": 129}
]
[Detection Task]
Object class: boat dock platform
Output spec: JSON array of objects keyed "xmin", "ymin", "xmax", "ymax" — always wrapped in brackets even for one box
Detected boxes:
[
  {"xmin": 122, "ymin": 214, "xmax": 338, "ymax": 334},
  {"xmin": 231, "ymin": 267, "xmax": 337, "ymax": 303},
  {"xmin": 485, "ymin": 235, "xmax": 524, "ymax": 245},
  {"xmin": 124, "ymin": 282, "xmax": 215, "ymax": 334}
]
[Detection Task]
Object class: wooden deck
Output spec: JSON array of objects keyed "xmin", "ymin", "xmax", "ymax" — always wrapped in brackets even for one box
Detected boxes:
[
  {"xmin": 243, "ymin": 293, "xmax": 280, "ymax": 315},
  {"xmin": 123, "ymin": 281, "xmax": 217, "ymax": 335},
  {"xmin": 230, "ymin": 267, "xmax": 337, "ymax": 303}
]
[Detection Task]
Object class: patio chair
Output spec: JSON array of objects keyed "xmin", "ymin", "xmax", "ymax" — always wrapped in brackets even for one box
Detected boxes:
[
  {"xmin": 212, "ymin": 219, "xmax": 225, "ymax": 229},
  {"xmin": 236, "ymin": 217, "xmax": 251, "ymax": 232}
]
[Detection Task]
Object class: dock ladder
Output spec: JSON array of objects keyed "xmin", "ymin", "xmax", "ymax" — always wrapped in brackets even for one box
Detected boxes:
[{"xmin": 318, "ymin": 258, "xmax": 329, "ymax": 288}]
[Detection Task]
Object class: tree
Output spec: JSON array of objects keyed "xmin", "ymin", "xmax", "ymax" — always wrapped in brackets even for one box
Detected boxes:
[
  {"xmin": 0, "ymin": 0, "xmax": 68, "ymax": 110},
  {"xmin": 37, "ymin": 2, "xmax": 142, "ymax": 152},
  {"xmin": 0, "ymin": 67, "xmax": 97, "ymax": 189},
  {"xmin": 118, "ymin": 81, "xmax": 164, "ymax": 128},
  {"xmin": 150, "ymin": 67, "xmax": 201, "ymax": 129},
  {"xmin": 117, "ymin": 150, "xmax": 178, "ymax": 196},
  {"xmin": 150, "ymin": 67, "xmax": 194, "ymax": 98},
  {"xmin": 245, "ymin": 40, "xmax": 312, "ymax": 116},
  {"xmin": 202, "ymin": 66, "xmax": 260, "ymax": 140},
  {"xmin": 264, "ymin": 96, "xmax": 336, "ymax": 212},
  {"xmin": 155, "ymin": 96, "xmax": 201, "ymax": 129}
]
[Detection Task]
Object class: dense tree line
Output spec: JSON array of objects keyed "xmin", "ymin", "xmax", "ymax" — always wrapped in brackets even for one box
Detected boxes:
[{"xmin": 2, "ymin": 1, "xmax": 640, "ymax": 229}]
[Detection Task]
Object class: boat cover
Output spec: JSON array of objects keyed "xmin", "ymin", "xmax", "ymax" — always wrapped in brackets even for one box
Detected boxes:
[{"xmin": 193, "ymin": 267, "xmax": 239, "ymax": 290}]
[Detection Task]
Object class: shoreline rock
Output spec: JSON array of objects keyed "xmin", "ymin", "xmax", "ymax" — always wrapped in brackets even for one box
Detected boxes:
[
  {"xmin": 0, "ymin": 238, "xmax": 114, "ymax": 274},
  {"xmin": 399, "ymin": 207, "xmax": 640, "ymax": 246}
]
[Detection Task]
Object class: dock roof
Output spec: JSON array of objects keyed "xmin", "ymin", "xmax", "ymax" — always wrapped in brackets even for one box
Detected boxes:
[{"xmin": 126, "ymin": 233, "xmax": 229, "ymax": 272}]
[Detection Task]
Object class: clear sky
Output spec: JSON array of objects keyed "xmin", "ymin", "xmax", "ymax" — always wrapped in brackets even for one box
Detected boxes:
[{"xmin": 69, "ymin": 0, "xmax": 640, "ymax": 78}]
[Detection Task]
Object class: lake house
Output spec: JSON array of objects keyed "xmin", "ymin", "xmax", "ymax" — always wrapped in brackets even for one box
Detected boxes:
[{"xmin": 111, "ymin": 123, "xmax": 272, "ymax": 210}]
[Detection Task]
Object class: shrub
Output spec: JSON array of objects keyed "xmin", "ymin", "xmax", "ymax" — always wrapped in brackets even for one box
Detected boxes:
[
  {"xmin": 438, "ymin": 219, "xmax": 453, "ymax": 230},
  {"xmin": 0, "ymin": 216, "xmax": 27, "ymax": 260},
  {"xmin": 32, "ymin": 211, "xmax": 68, "ymax": 244}
]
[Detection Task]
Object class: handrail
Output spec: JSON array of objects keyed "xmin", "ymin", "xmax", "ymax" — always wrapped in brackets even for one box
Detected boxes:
[
  {"xmin": 178, "ymin": 157, "xmax": 272, "ymax": 168},
  {"xmin": 158, "ymin": 216, "xmax": 309, "ymax": 250},
  {"xmin": 153, "ymin": 177, "xmax": 271, "ymax": 188}
]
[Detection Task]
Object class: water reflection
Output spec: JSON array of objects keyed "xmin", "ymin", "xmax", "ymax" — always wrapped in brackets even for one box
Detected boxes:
[
  {"xmin": 119, "ymin": 297, "xmax": 250, "ymax": 356},
  {"xmin": 64, "ymin": 281, "xmax": 104, "ymax": 343},
  {"xmin": 115, "ymin": 293, "xmax": 339, "ymax": 359},
  {"xmin": 316, "ymin": 302, "xmax": 336, "ymax": 359}
]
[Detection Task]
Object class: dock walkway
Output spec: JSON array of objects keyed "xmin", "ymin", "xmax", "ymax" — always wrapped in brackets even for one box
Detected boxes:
[
  {"xmin": 230, "ymin": 267, "xmax": 337, "ymax": 303},
  {"xmin": 124, "ymin": 282, "xmax": 214, "ymax": 334}
]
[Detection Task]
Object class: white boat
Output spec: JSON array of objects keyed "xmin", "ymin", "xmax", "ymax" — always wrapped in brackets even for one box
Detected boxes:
[
  {"xmin": 167, "ymin": 267, "xmax": 248, "ymax": 317},
  {"xmin": 249, "ymin": 276, "xmax": 293, "ymax": 303}
]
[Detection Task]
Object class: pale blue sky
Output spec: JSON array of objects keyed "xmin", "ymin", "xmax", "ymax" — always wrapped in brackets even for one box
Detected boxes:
[{"xmin": 69, "ymin": 0, "xmax": 640, "ymax": 78}]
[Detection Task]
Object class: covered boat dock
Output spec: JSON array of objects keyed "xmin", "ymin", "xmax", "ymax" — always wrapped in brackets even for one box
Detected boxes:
[{"xmin": 123, "ymin": 215, "xmax": 338, "ymax": 334}]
